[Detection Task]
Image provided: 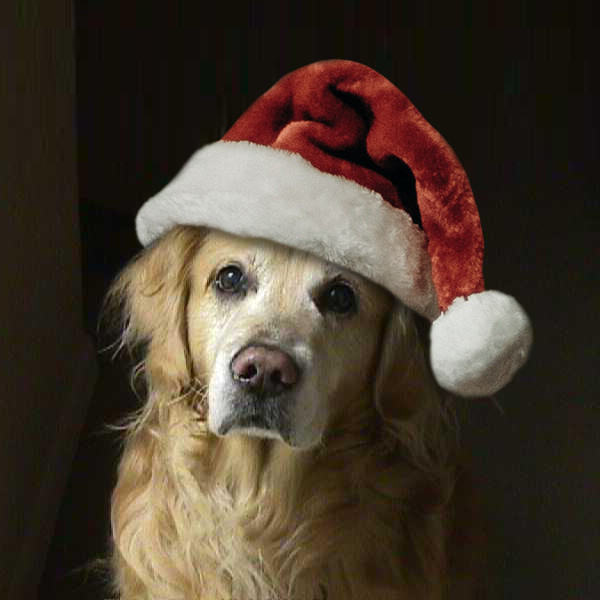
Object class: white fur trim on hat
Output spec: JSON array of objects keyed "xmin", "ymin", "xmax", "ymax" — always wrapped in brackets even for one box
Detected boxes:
[
  {"xmin": 430, "ymin": 290, "xmax": 533, "ymax": 397},
  {"xmin": 136, "ymin": 140, "xmax": 439, "ymax": 320}
]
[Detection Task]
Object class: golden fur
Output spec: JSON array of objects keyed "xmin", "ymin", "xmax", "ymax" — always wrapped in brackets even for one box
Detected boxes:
[{"xmin": 105, "ymin": 226, "xmax": 483, "ymax": 599}]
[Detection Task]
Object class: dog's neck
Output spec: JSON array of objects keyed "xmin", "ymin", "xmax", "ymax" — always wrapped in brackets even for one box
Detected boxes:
[{"xmin": 173, "ymin": 400, "xmax": 429, "ymax": 600}]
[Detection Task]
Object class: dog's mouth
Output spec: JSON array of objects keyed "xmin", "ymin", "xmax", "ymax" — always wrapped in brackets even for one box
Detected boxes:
[{"xmin": 217, "ymin": 396, "xmax": 292, "ymax": 442}]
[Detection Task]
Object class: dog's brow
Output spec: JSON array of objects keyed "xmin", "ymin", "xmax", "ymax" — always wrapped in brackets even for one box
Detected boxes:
[
  {"xmin": 324, "ymin": 266, "xmax": 360, "ymax": 288},
  {"xmin": 323, "ymin": 264, "xmax": 346, "ymax": 280}
]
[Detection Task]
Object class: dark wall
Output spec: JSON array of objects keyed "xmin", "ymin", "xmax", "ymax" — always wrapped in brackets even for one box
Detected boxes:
[
  {"xmin": 70, "ymin": 2, "xmax": 598, "ymax": 598},
  {"xmin": 0, "ymin": 2, "xmax": 98, "ymax": 599}
]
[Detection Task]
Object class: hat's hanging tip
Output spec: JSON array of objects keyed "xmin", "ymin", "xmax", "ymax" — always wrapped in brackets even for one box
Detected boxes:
[{"xmin": 430, "ymin": 290, "xmax": 533, "ymax": 397}]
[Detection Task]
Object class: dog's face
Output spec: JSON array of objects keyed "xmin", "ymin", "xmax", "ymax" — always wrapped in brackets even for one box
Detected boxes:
[
  {"xmin": 186, "ymin": 229, "xmax": 395, "ymax": 449},
  {"xmin": 111, "ymin": 227, "xmax": 470, "ymax": 599}
]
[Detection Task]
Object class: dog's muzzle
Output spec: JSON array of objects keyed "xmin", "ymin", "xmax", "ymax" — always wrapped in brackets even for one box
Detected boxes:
[{"xmin": 217, "ymin": 344, "xmax": 302, "ymax": 440}]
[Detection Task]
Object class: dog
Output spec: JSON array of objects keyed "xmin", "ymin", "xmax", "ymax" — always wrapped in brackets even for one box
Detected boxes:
[{"xmin": 105, "ymin": 225, "xmax": 484, "ymax": 600}]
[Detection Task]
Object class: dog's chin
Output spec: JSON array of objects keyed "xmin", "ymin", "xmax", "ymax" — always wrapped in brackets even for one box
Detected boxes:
[
  {"xmin": 207, "ymin": 407, "xmax": 320, "ymax": 450},
  {"xmin": 212, "ymin": 420, "xmax": 324, "ymax": 451},
  {"xmin": 223, "ymin": 424, "xmax": 286, "ymax": 443}
]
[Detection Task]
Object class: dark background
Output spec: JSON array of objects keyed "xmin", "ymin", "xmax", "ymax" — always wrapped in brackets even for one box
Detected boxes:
[{"xmin": 40, "ymin": 2, "xmax": 598, "ymax": 599}]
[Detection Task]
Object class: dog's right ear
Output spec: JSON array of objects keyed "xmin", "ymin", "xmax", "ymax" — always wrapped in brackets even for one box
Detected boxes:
[{"xmin": 104, "ymin": 226, "xmax": 206, "ymax": 394}]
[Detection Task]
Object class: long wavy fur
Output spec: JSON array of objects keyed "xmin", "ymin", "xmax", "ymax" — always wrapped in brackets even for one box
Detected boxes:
[{"xmin": 103, "ymin": 226, "xmax": 480, "ymax": 600}]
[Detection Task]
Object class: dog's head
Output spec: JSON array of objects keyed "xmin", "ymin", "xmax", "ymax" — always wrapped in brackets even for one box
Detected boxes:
[{"xmin": 108, "ymin": 225, "xmax": 436, "ymax": 450}]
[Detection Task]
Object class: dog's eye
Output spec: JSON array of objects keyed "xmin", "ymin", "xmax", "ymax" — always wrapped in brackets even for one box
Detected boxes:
[
  {"xmin": 321, "ymin": 282, "xmax": 356, "ymax": 314},
  {"xmin": 215, "ymin": 265, "xmax": 246, "ymax": 293}
]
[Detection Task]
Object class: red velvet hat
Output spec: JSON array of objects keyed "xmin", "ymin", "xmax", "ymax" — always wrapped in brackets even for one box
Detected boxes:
[{"xmin": 136, "ymin": 59, "xmax": 532, "ymax": 397}]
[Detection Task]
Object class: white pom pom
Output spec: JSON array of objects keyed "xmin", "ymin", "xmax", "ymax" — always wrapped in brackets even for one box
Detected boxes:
[{"xmin": 430, "ymin": 290, "xmax": 533, "ymax": 397}]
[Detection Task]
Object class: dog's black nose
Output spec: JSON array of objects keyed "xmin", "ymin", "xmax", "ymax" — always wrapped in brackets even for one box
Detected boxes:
[{"xmin": 231, "ymin": 345, "xmax": 300, "ymax": 396}]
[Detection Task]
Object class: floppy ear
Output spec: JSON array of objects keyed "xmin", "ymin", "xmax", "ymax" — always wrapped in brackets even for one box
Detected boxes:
[
  {"xmin": 374, "ymin": 302, "xmax": 438, "ymax": 421},
  {"xmin": 106, "ymin": 226, "xmax": 206, "ymax": 394}
]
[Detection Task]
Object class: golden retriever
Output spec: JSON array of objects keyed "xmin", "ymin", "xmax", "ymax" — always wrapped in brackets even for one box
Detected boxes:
[{"xmin": 105, "ymin": 225, "xmax": 483, "ymax": 600}]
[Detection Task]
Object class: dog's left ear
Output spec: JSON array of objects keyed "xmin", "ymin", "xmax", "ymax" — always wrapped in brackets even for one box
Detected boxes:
[
  {"xmin": 106, "ymin": 226, "xmax": 206, "ymax": 394},
  {"xmin": 374, "ymin": 302, "xmax": 437, "ymax": 421}
]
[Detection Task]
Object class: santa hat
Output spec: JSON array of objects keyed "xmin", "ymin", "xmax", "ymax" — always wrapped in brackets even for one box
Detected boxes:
[{"xmin": 136, "ymin": 59, "xmax": 532, "ymax": 397}]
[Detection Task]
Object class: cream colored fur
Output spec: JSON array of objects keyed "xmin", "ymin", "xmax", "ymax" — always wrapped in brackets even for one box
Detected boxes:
[{"xmin": 105, "ymin": 226, "xmax": 483, "ymax": 600}]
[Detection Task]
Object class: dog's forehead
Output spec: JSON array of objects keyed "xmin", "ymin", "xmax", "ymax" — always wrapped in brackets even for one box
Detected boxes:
[{"xmin": 196, "ymin": 229, "xmax": 338, "ymax": 279}]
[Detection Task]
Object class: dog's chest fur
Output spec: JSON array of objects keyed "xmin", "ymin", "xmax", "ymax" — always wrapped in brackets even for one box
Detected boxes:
[{"xmin": 160, "ymin": 428, "xmax": 443, "ymax": 600}]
